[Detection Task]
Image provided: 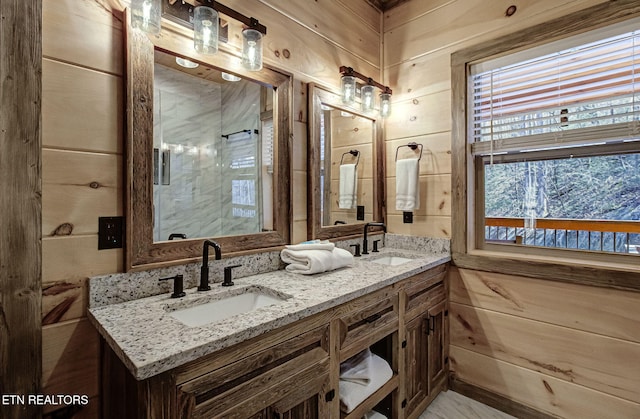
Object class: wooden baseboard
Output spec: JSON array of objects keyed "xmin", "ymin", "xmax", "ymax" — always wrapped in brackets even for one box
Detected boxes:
[{"xmin": 449, "ymin": 376, "xmax": 554, "ymax": 419}]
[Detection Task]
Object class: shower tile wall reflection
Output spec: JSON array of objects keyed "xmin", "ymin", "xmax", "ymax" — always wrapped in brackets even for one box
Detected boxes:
[{"xmin": 153, "ymin": 63, "xmax": 262, "ymax": 241}]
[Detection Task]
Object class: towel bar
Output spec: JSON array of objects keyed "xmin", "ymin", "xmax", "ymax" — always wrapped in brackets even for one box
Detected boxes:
[
  {"xmin": 340, "ymin": 149, "xmax": 360, "ymax": 167},
  {"xmin": 395, "ymin": 142, "xmax": 423, "ymax": 162}
]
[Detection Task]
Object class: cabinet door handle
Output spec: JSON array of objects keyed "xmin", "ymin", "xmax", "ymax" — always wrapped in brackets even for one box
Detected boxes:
[{"xmin": 365, "ymin": 313, "xmax": 382, "ymax": 323}]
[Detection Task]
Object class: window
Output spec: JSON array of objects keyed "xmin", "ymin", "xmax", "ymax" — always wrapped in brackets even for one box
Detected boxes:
[{"xmin": 452, "ymin": 4, "xmax": 640, "ymax": 285}]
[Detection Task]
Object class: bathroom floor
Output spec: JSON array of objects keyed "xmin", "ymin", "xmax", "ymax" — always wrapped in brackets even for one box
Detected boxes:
[{"xmin": 419, "ymin": 391, "xmax": 517, "ymax": 419}]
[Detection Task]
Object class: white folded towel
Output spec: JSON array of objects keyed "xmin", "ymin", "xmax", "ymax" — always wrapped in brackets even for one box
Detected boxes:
[
  {"xmin": 340, "ymin": 348, "xmax": 373, "ymax": 385},
  {"xmin": 396, "ymin": 158, "xmax": 420, "ymax": 211},
  {"xmin": 285, "ymin": 239, "xmax": 335, "ymax": 252},
  {"xmin": 339, "ymin": 353, "xmax": 393, "ymax": 413},
  {"xmin": 364, "ymin": 411, "xmax": 387, "ymax": 419},
  {"xmin": 280, "ymin": 247, "xmax": 353, "ymax": 275},
  {"xmin": 339, "ymin": 163, "xmax": 357, "ymax": 209}
]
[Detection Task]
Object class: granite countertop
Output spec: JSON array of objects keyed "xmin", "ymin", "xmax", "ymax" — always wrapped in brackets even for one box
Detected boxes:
[{"xmin": 88, "ymin": 247, "xmax": 450, "ymax": 380}]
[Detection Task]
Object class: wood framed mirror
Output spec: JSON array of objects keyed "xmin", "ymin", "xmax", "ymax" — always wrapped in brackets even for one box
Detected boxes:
[
  {"xmin": 307, "ymin": 83, "xmax": 385, "ymax": 240},
  {"xmin": 125, "ymin": 13, "xmax": 292, "ymax": 271}
]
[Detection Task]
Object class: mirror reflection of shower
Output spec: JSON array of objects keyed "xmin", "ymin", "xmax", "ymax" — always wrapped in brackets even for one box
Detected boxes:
[{"xmin": 152, "ymin": 53, "xmax": 272, "ymax": 242}]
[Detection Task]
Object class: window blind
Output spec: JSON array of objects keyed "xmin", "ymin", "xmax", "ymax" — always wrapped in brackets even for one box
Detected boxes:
[{"xmin": 470, "ymin": 23, "xmax": 640, "ymax": 156}]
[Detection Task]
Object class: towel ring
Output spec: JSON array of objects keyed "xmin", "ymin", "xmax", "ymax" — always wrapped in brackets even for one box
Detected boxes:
[
  {"xmin": 340, "ymin": 149, "xmax": 360, "ymax": 167},
  {"xmin": 395, "ymin": 142, "xmax": 423, "ymax": 162}
]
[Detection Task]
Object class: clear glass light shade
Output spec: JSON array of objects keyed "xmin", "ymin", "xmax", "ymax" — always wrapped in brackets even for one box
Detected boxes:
[
  {"xmin": 193, "ymin": 6, "xmax": 219, "ymax": 55},
  {"xmin": 341, "ymin": 75, "xmax": 356, "ymax": 105},
  {"xmin": 361, "ymin": 85, "xmax": 375, "ymax": 113},
  {"xmin": 380, "ymin": 92, "xmax": 392, "ymax": 117},
  {"xmin": 242, "ymin": 29, "xmax": 263, "ymax": 71},
  {"xmin": 131, "ymin": 0, "xmax": 161, "ymax": 35}
]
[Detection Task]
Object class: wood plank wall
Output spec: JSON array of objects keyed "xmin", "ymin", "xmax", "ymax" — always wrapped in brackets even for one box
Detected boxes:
[
  {"xmin": 40, "ymin": 0, "xmax": 380, "ymax": 417},
  {"xmin": 0, "ymin": 1, "xmax": 42, "ymax": 418},
  {"xmin": 382, "ymin": 0, "xmax": 640, "ymax": 416}
]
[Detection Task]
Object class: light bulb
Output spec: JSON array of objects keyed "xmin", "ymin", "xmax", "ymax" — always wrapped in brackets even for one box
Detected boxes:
[
  {"xmin": 341, "ymin": 75, "xmax": 356, "ymax": 105},
  {"xmin": 242, "ymin": 29, "xmax": 263, "ymax": 71},
  {"xmin": 194, "ymin": 6, "xmax": 218, "ymax": 55},
  {"xmin": 361, "ymin": 85, "xmax": 375, "ymax": 113},
  {"xmin": 131, "ymin": 0, "xmax": 161, "ymax": 35},
  {"xmin": 380, "ymin": 92, "xmax": 392, "ymax": 118}
]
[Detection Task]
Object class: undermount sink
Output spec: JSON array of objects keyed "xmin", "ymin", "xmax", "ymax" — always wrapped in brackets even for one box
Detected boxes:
[
  {"xmin": 167, "ymin": 289, "xmax": 288, "ymax": 327},
  {"xmin": 369, "ymin": 256, "xmax": 414, "ymax": 266}
]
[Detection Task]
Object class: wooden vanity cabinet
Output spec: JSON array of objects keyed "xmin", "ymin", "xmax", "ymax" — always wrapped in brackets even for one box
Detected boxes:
[
  {"xmin": 400, "ymin": 265, "xmax": 448, "ymax": 419},
  {"xmin": 102, "ymin": 263, "xmax": 448, "ymax": 419}
]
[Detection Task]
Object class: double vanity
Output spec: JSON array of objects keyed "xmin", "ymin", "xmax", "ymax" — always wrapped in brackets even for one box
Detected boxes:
[{"xmin": 89, "ymin": 242, "xmax": 450, "ymax": 419}]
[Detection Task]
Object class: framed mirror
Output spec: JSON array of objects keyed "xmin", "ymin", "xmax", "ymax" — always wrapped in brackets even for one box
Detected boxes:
[
  {"xmin": 308, "ymin": 83, "xmax": 385, "ymax": 240},
  {"xmin": 125, "ymin": 14, "xmax": 291, "ymax": 271}
]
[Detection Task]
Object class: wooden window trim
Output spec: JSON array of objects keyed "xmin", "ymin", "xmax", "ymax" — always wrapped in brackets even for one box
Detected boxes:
[{"xmin": 451, "ymin": 0, "xmax": 640, "ymax": 292}]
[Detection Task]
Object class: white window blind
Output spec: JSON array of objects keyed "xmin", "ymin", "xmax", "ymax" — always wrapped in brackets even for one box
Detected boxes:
[
  {"xmin": 470, "ymin": 22, "xmax": 640, "ymax": 156},
  {"xmin": 261, "ymin": 119, "xmax": 274, "ymax": 173}
]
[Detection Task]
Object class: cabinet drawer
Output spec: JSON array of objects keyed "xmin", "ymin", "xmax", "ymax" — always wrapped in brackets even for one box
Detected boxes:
[
  {"xmin": 338, "ymin": 295, "xmax": 398, "ymax": 360},
  {"xmin": 177, "ymin": 325, "xmax": 329, "ymax": 418},
  {"xmin": 404, "ymin": 269, "xmax": 446, "ymax": 322}
]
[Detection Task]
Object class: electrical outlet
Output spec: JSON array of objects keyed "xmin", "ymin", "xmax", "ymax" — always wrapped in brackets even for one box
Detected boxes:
[
  {"xmin": 98, "ymin": 216, "xmax": 124, "ymax": 249},
  {"xmin": 357, "ymin": 205, "xmax": 365, "ymax": 220},
  {"xmin": 403, "ymin": 211, "xmax": 413, "ymax": 224}
]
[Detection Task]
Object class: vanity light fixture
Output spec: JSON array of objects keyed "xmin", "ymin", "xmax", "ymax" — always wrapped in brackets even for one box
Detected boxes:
[
  {"xmin": 135, "ymin": 0, "xmax": 268, "ymax": 72},
  {"xmin": 339, "ymin": 66, "xmax": 393, "ymax": 117}
]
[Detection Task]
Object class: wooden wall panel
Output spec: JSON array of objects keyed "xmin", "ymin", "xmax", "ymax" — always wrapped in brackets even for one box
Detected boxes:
[
  {"xmin": 384, "ymin": 0, "xmax": 609, "ymax": 67},
  {"xmin": 42, "ymin": 277, "xmax": 87, "ymax": 326},
  {"xmin": 43, "ymin": 236, "xmax": 123, "ymax": 283},
  {"xmin": 43, "ymin": 0, "xmax": 124, "ymax": 75},
  {"xmin": 259, "ymin": 0, "xmax": 380, "ymax": 65},
  {"xmin": 383, "ymin": 0, "xmax": 453, "ymax": 32},
  {"xmin": 450, "ymin": 267, "xmax": 640, "ymax": 416},
  {"xmin": 450, "ymin": 267, "xmax": 640, "ymax": 343},
  {"xmin": 42, "ymin": 58, "xmax": 123, "ymax": 153},
  {"xmin": 42, "ymin": 319, "xmax": 100, "ymax": 407},
  {"xmin": 0, "ymin": 0, "xmax": 42, "ymax": 416},
  {"xmin": 385, "ymin": 90, "xmax": 451, "ymax": 140},
  {"xmin": 336, "ymin": 0, "xmax": 381, "ymax": 32},
  {"xmin": 386, "ymin": 214, "xmax": 450, "ymax": 238},
  {"xmin": 450, "ymin": 347, "xmax": 640, "ymax": 418},
  {"xmin": 386, "ymin": 174, "xmax": 451, "ymax": 217},
  {"xmin": 384, "ymin": 49, "xmax": 451, "ymax": 102},
  {"xmin": 43, "ymin": 149, "xmax": 123, "ymax": 237},
  {"xmin": 451, "ymin": 302, "xmax": 640, "ymax": 403}
]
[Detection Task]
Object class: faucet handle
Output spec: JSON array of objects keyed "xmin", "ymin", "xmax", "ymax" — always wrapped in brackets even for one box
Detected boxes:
[
  {"xmin": 159, "ymin": 274, "xmax": 186, "ymax": 298},
  {"xmin": 349, "ymin": 244, "xmax": 361, "ymax": 257},
  {"xmin": 372, "ymin": 240, "xmax": 381, "ymax": 252},
  {"xmin": 223, "ymin": 264, "xmax": 241, "ymax": 287}
]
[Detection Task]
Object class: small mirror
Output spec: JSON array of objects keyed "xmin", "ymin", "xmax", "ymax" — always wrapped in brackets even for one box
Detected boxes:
[
  {"xmin": 308, "ymin": 84, "xmax": 384, "ymax": 240},
  {"xmin": 126, "ymin": 14, "xmax": 291, "ymax": 270}
]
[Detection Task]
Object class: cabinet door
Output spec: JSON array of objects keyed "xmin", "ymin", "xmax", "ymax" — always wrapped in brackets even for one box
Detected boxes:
[
  {"xmin": 427, "ymin": 300, "xmax": 447, "ymax": 392},
  {"xmin": 403, "ymin": 313, "xmax": 429, "ymax": 418}
]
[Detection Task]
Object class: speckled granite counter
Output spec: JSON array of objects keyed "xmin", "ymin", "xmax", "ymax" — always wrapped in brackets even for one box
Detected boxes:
[{"xmin": 88, "ymin": 247, "xmax": 450, "ymax": 380}]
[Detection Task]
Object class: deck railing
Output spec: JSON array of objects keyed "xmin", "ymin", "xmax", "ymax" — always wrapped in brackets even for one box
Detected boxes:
[{"xmin": 485, "ymin": 217, "xmax": 640, "ymax": 254}]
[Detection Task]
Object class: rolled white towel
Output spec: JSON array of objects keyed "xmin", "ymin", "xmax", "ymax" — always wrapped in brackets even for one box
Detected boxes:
[
  {"xmin": 285, "ymin": 239, "xmax": 335, "ymax": 252},
  {"xmin": 280, "ymin": 247, "xmax": 353, "ymax": 275},
  {"xmin": 339, "ymin": 353, "xmax": 393, "ymax": 413},
  {"xmin": 340, "ymin": 348, "xmax": 373, "ymax": 385}
]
